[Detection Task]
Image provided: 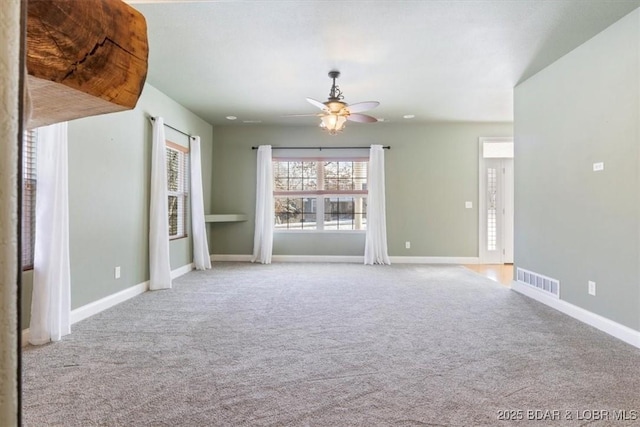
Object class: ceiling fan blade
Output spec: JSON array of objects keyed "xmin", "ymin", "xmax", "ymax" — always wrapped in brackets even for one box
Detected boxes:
[
  {"xmin": 346, "ymin": 101, "xmax": 380, "ymax": 113},
  {"xmin": 282, "ymin": 113, "xmax": 323, "ymax": 117},
  {"xmin": 306, "ymin": 97, "xmax": 328, "ymax": 111},
  {"xmin": 347, "ymin": 113, "xmax": 378, "ymax": 123}
]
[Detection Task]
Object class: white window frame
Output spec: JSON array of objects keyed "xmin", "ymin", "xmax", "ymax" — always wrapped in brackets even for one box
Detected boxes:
[
  {"xmin": 273, "ymin": 157, "xmax": 368, "ymax": 233},
  {"xmin": 166, "ymin": 140, "xmax": 189, "ymax": 240}
]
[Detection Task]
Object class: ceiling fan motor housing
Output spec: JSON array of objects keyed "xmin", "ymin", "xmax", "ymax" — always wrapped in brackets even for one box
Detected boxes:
[{"xmin": 325, "ymin": 100, "xmax": 349, "ymax": 115}]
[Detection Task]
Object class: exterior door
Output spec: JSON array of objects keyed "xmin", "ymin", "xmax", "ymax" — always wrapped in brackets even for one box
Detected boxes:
[
  {"xmin": 481, "ymin": 159, "xmax": 504, "ymax": 263},
  {"xmin": 479, "ymin": 138, "xmax": 514, "ymax": 264}
]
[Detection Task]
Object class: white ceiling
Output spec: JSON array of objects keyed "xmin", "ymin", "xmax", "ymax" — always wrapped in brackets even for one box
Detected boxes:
[{"xmin": 127, "ymin": 1, "xmax": 640, "ymax": 127}]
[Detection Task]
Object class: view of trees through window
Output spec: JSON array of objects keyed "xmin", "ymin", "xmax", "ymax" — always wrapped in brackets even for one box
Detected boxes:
[{"xmin": 273, "ymin": 160, "xmax": 367, "ymax": 230}]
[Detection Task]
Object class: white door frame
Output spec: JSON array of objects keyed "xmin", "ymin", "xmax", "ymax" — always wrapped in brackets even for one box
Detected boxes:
[{"xmin": 478, "ymin": 137, "xmax": 514, "ymax": 264}]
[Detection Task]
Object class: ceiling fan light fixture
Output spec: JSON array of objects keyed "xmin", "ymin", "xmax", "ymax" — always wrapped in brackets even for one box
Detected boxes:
[{"xmin": 320, "ymin": 113, "xmax": 347, "ymax": 135}]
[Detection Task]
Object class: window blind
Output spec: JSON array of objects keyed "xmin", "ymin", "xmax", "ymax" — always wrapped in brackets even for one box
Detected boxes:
[
  {"xmin": 166, "ymin": 141, "xmax": 189, "ymax": 239},
  {"xmin": 22, "ymin": 129, "xmax": 37, "ymax": 269}
]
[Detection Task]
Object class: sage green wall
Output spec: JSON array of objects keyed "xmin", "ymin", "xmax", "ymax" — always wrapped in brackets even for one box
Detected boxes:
[
  {"xmin": 21, "ymin": 83, "xmax": 213, "ymax": 329},
  {"xmin": 210, "ymin": 122, "xmax": 512, "ymax": 257},
  {"xmin": 514, "ymin": 9, "xmax": 640, "ymax": 330}
]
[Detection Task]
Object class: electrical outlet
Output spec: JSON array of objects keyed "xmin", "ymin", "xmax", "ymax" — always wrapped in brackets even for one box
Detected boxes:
[
  {"xmin": 588, "ymin": 280, "xmax": 596, "ymax": 296},
  {"xmin": 405, "ymin": 241, "xmax": 411, "ymax": 249},
  {"xmin": 115, "ymin": 266, "xmax": 121, "ymax": 279}
]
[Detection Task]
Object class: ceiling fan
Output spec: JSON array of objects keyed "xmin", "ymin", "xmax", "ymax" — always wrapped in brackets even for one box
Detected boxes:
[{"xmin": 288, "ymin": 70, "xmax": 379, "ymax": 135}]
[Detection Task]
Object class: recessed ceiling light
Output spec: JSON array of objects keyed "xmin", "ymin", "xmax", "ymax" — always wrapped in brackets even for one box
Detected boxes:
[
  {"xmin": 403, "ymin": 114, "xmax": 415, "ymax": 119},
  {"xmin": 226, "ymin": 116, "xmax": 237, "ymax": 120}
]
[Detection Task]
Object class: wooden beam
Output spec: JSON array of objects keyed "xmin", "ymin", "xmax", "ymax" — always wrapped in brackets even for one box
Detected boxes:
[{"xmin": 26, "ymin": 0, "xmax": 148, "ymax": 129}]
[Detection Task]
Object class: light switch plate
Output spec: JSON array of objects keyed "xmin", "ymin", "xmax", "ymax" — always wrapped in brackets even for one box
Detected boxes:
[
  {"xmin": 593, "ymin": 162, "xmax": 604, "ymax": 172},
  {"xmin": 465, "ymin": 201, "xmax": 473, "ymax": 209}
]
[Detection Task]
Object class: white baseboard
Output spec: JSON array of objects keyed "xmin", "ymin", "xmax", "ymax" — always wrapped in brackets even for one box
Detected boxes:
[
  {"xmin": 211, "ymin": 254, "xmax": 364, "ymax": 263},
  {"xmin": 70, "ymin": 281, "xmax": 149, "ymax": 325},
  {"xmin": 212, "ymin": 254, "xmax": 480, "ymax": 265},
  {"xmin": 22, "ymin": 262, "xmax": 195, "ymax": 346},
  {"xmin": 211, "ymin": 254, "xmax": 252, "ymax": 262},
  {"xmin": 71, "ymin": 262, "xmax": 194, "ymax": 324},
  {"xmin": 171, "ymin": 262, "xmax": 195, "ymax": 279},
  {"xmin": 512, "ymin": 280, "xmax": 640, "ymax": 349},
  {"xmin": 389, "ymin": 256, "xmax": 480, "ymax": 264},
  {"xmin": 273, "ymin": 255, "xmax": 364, "ymax": 263}
]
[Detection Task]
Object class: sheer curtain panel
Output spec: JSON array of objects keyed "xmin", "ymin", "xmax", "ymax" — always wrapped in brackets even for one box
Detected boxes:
[
  {"xmin": 189, "ymin": 136, "xmax": 211, "ymax": 270},
  {"xmin": 30, "ymin": 122, "xmax": 71, "ymax": 345},
  {"xmin": 149, "ymin": 117, "xmax": 172, "ymax": 290},
  {"xmin": 252, "ymin": 145, "xmax": 274, "ymax": 264},
  {"xmin": 364, "ymin": 145, "xmax": 391, "ymax": 265}
]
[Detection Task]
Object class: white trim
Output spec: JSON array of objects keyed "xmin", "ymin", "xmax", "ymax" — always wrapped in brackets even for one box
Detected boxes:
[
  {"xmin": 211, "ymin": 254, "xmax": 364, "ymax": 263},
  {"xmin": 72, "ymin": 263, "xmax": 194, "ymax": 324},
  {"xmin": 171, "ymin": 262, "xmax": 194, "ymax": 279},
  {"xmin": 212, "ymin": 254, "xmax": 480, "ymax": 264},
  {"xmin": 70, "ymin": 281, "xmax": 149, "ymax": 324},
  {"xmin": 480, "ymin": 137, "xmax": 514, "ymax": 158},
  {"xmin": 390, "ymin": 256, "xmax": 480, "ymax": 264},
  {"xmin": 503, "ymin": 159, "xmax": 515, "ymax": 263},
  {"xmin": 21, "ymin": 329, "xmax": 30, "ymax": 348},
  {"xmin": 512, "ymin": 280, "xmax": 640, "ymax": 349},
  {"xmin": 23, "ymin": 263, "xmax": 195, "ymax": 346},
  {"xmin": 272, "ymin": 255, "xmax": 363, "ymax": 263},
  {"xmin": 212, "ymin": 254, "xmax": 253, "ymax": 262},
  {"xmin": 478, "ymin": 140, "xmax": 489, "ymax": 264},
  {"xmin": 274, "ymin": 229, "xmax": 366, "ymax": 234}
]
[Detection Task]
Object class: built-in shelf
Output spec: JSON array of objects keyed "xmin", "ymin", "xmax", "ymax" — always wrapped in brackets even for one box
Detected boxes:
[{"xmin": 205, "ymin": 214, "xmax": 248, "ymax": 223}]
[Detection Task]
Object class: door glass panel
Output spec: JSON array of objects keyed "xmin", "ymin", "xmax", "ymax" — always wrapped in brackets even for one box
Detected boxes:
[{"xmin": 487, "ymin": 167, "xmax": 497, "ymax": 251}]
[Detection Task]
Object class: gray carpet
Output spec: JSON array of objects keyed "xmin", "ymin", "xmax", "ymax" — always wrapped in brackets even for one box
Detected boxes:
[{"xmin": 22, "ymin": 263, "xmax": 640, "ymax": 426}]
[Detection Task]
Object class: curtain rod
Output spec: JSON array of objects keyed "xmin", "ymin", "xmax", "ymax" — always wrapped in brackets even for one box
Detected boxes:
[
  {"xmin": 251, "ymin": 146, "xmax": 390, "ymax": 150},
  {"xmin": 148, "ymin": 116, "xmax": 194, "ymax": 139}
]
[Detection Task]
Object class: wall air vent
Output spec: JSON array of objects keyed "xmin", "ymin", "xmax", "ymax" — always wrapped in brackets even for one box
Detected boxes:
[{"xmin": 516, "ymin": 267, "xmax": 560, "ymax": 298}]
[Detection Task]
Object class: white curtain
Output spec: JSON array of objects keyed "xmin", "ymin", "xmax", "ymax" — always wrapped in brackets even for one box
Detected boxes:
[
  {"xmin": 189, "ymin": 136, "xmax": 211, "ymax": 270},
  {"xmin": 30, "ymin": 122, "xmax": 71, "ymax": 345},
  {"xmin": 149, "ymin": 117, "xmax": 172, "ymax": 290},
  {"xmin": 364, "ymin": 144, "xmax": 391, "ymax": 265},
  {"xmin": 251, "ymin": 145, "xmax": 274, "ymax": 264}
]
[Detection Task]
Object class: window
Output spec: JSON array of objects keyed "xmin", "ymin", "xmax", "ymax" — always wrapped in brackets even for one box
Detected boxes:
[
  {"xmin": 22, "ymin": 129, "xmax": 37, "ymax": 270},
  {"xmin": 487, "ymin": 167, "xmax": 497, "ymax": 251},
  {"xmin": 273, "ymin": 159, "xmax": 367, "ymax": 231},
  {"xmin": 166, "ymin": 141, "xmax": 189, "ymax": 239}
]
